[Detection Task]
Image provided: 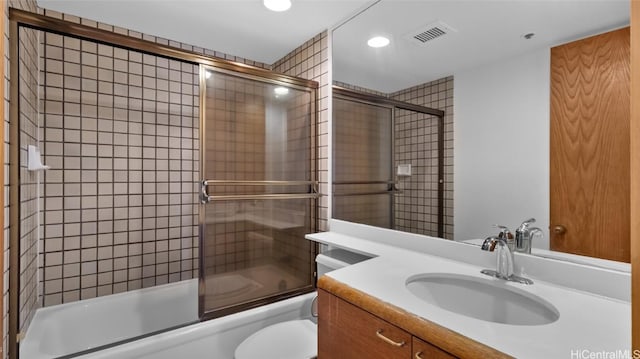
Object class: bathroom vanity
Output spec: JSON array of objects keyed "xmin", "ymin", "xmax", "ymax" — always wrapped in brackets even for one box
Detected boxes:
[
  {"xmin": 309, "ymin": 220, "xmax": 631, "ymax": 359},
  {"xmin": 318, "ymin": 280, "xmax": 504, "ymax": 358}
]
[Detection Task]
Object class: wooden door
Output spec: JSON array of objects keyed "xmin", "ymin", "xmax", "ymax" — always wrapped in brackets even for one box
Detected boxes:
[{"xmin": 550, "ymin": 27, "xmax": 630, "ymax": 262}]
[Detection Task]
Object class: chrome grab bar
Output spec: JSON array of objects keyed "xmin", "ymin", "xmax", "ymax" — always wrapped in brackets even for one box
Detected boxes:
[
  {"xmin": 207, "ymin": 193, "xmax": 321, "ymax": 201},
  {"xmin": 332, "ymin": 180, "xmax": 400, "ymax": 197},
  {"xmin": 333, "ymin": 190, "xmax": 401, "ymax": 197},
  {"xmin": 333, "ymin": 181, "xmax": 396, "ymax": 185},
  {"xmin": 200, "ymin": 180, "xmax": 320, "ymax": 203},
  {"xmin": 203, "ymin": 180, "xmax": 317, "ymax": 186}
]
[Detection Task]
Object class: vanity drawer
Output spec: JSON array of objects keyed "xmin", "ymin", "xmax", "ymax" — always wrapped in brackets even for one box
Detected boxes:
[
  {"xmin": 318, "ymin": 289, "xmax": 411, "ymax": 359},
  {"xmin": 413, "ymin": 336, "xmax": 457, "ymax": 359}
]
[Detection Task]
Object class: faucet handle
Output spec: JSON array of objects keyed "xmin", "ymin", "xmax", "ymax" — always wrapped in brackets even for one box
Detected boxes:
[
  {"xmin": 492, "ymin": 224, "xmax": 513, "ymax": 239},
  {"xmin": 517, "ymin": 218, "xmax": 536, "ymax": 231},
  {"xmin": 529, "ymin": 227, "xmax": 544, "ymax": 239},
  {"xmin": 481, "ymin": 236, "xmax": 498, "ymax": 251}
]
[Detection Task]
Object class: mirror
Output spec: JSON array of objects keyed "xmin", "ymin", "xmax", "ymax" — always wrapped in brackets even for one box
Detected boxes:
[{"xmin": 331, "ymin": 0, "xmax": 630, "ymax": 265}]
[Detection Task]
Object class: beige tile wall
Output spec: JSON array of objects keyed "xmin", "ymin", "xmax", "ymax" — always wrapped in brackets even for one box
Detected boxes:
[
  {"xmin": 391, "ymin": 76, "xmax": 454, "ymax": 239},
  {"xmin": 17, "ymin": 25, "xmax": 40, "ymax": 336},
  {"xmin": 334, "ymin": 80, "xmax": 387, "ymax": 97},
  {"xmin": 4, "ymin": 0, "xmax": 41, "ymax": 354},
  {"xmin": 39, "ymin": 32, "xmax": 200, "ymax": 305}
]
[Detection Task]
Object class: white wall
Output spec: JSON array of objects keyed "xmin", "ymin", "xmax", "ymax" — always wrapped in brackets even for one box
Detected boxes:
[{"xmin": 453, "ymin": 48, "xmax": 551, "ymax": 249}]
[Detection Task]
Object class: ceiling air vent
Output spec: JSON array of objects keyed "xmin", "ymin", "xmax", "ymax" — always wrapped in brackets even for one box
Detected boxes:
[{"xmin": 406, "ymin": 21, "xmax": 457, "ymax": 46}]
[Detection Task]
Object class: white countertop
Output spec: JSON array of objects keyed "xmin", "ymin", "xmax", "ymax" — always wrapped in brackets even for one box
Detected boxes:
[{"xmin": 307, "ymin": 230, "xmax": 631, "ymax": 358}]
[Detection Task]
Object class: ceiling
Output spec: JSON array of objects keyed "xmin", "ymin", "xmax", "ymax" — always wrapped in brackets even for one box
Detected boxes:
[
  {"xmin": 36, "ymin": 0, "xmax": 630, "ymax": 93},
  {"xmin": 36, "ymin": 0, "xmax": 370, "ymax": 65},
  {"xmin": 333, "ymin": 0, "xmax": 630, "ymax": 93}
]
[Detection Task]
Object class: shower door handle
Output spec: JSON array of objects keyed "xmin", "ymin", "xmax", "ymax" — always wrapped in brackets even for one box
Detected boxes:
[{"xmin": 200, "ymin": 181, "xmax": 211, "ymax": 204}]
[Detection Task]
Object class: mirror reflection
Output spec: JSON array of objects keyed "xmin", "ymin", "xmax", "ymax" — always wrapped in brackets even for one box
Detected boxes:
[{"xmin": 331, "ymin": 0, "xmax": 630, "ymax": 263}]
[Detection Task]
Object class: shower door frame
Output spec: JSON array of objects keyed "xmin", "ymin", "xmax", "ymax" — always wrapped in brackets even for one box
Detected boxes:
[
  {"xmin": 197, "ymin": 64, "xmax": 319, "ymax": 320},
  {"xmin": 332, "ymin": 86, "xmax": 445, "ymax": 237},
  {"xmin": 8, "ymin": 9, "xmax": 318, "ymax": 359}
]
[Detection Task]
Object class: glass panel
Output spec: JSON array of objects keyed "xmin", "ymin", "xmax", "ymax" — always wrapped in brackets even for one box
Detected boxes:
[
  {"xmin": 332, "ymin": 97, "xmax": 393, "ymax": 227},
  {"xmin": 333, "ymin": 98, "xmax": 392, "ymax": 183},
  {"xmin": 201, "ymin": 199, "xmax": 314, "ymax": 313},
  {"xmin": 333, "ymin": 192, "xmax": 392, "ymax": 228},
  {"xmin": 200, "ymin": 69, "xmax": 315, "ymax": 318}
]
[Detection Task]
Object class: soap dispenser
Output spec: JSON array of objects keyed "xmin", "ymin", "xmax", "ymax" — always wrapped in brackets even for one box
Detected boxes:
[{"xmin": 515, "ymin": 218, "xmax": 543, "ymax": 254}]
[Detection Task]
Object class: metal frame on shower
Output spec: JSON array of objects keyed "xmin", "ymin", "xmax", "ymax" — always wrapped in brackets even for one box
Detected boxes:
[
  {"xmin": 8, "ymin": 8, "xmax": 319, "ymax": 359},
  {"xmin": 332, "ymin": 85, "xmax": 445, "ymax": 238}
]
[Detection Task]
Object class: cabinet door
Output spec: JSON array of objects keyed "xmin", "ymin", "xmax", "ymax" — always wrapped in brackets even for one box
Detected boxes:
[
  {"xmin": 413, "ymin": 336, "xmax": 457, "ymax": 359},
  {"xmin": 318, "ymin": 289, "xmax": 411, "ymax": 359}
]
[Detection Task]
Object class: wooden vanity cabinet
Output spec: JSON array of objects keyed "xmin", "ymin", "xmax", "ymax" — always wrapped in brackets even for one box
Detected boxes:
[
  {"xmin": 318, "ymin": 289, "xmax": 457, "ymax": 359},
  {"xmin": 413, "ymin": 337, "xmax": 457, "ymax": 359}
]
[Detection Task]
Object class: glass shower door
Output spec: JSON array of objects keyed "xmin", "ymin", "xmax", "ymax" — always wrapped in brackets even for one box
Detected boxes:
[
  {"xmin": 198, "ymin": 67, "xmax": 317, "ymax": 319},
  {"xmin": 332, "ymin": 97, "xmax": 394, "ymax": 228}
]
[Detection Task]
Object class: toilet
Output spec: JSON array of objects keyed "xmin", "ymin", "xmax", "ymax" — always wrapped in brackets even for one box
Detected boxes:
[{"xmin": 234, "ymin": 248, "xmax": 370, "ymax": 359}]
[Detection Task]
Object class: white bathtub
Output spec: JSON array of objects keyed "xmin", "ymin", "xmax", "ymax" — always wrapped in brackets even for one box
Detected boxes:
[
  {"xmin": 21, "ymin": 278, "xmax": 316, "ymax": 359},
  {"xmin": 78, "ymin": 292, "xmax": 316, "ymax": 359},
  {"xmin": 22, "ymin": 279, "xmax": 199, "ymax": 359}
]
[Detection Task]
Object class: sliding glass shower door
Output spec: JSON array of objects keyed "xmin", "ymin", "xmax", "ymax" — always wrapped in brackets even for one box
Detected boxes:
[
  {"xmin": 199, "ymin": 66, "xmax": 317, "ymax": 319},
  {"xmin": 332, "ymin": 96, "xmax": 394, "ymax": 228}
]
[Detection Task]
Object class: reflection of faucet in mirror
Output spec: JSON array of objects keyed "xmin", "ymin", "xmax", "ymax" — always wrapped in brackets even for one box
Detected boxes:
[
  {"xmin": 483, "ymin": 220, "xmax": 543, "ymax": 255},
  {"xmin": 515, "ymin": 218, "xmax": 544, "ymax": 254}
]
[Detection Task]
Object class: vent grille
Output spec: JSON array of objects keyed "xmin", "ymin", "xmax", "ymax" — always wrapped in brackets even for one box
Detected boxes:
[
  {"xmin": 413, "ymin": 27, "xmax": 447, "ymax": 43},
  {"xmin": 406, "ymin": 21, "xmax": 457, "ymax": 46}
]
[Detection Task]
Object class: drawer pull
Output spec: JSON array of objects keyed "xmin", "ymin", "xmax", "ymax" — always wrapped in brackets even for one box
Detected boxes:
[
  {"xmin": 375, "ymin": 329, "xmax": 405, "ymax": 347},
  {"xmin": 415, "ymin": 352, "xmax": 424, "ymax": 359}
]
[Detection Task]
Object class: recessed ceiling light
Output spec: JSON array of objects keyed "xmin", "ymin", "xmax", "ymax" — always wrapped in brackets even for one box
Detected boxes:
[
  {"xmin": 274, "ymin": 87, "xmax": 289, "ymax": 96},
  {"xmin": 264, "ymin": 0, "xmax": 291, "ymax": 12},
  {"xmin": 367, "ymin": 36, "xmax": 390, "ymax": 48}
]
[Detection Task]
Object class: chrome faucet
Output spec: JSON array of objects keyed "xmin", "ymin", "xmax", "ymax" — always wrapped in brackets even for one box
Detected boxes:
[
  {"xmin": 481, "ymin": 225, "xmax": 533, "ymax": 285},
  {"xmin": 514, "ymin": 218, "xmax": 543, "ymax": 254}
]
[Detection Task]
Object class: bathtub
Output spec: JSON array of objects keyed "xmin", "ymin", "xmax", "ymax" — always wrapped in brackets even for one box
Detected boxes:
[
  {"xmin": 21, "ymin": 278, "xmax": 316, "ymax": 359},
  {"xmin": 21, "ymin": 279, "xmax": 199, "ymax": 359},
  {"xmin": 77, "ymin": 292, "xmax": 316, "ymax": 359}
]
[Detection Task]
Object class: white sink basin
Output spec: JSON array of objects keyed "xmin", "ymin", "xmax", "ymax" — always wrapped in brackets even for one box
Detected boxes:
[{"xmin": 406, "ymin": 273, "xmax": 559, "ymax": 326}]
